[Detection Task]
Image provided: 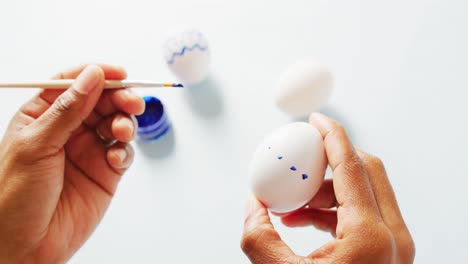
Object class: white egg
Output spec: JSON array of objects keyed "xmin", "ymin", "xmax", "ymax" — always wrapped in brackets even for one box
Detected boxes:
[
  {"xmin": 275, "ymin": 58, "xmax": 333, "ymax": 117},
  {"xmin": 249, "ymin": 122, "xmax": 327, "ymax": 214},
  {"xmin": 163, "ymin": 29, "xmax": 210, "ymax": 85}
]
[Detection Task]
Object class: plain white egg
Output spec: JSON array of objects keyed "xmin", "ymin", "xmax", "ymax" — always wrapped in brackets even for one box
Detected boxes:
[
  {"xmin": 249, "ymin": 122, "xmax": 327, "ymax": 214},
  {"xmin": 163, "ymin": 29, "xmax": 210, "ymax": 85},
  {"xmin": 275, "ymin": 58, "xmax": 333, "ymax": 117}
]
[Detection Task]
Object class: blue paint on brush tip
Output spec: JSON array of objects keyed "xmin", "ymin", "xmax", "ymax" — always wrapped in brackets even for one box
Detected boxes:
[
  {"xmin": 302, "ymin": 174, "xmax": 309, "ymax": 180},
  {"xmin": 174, "ymin": 83, "xmax": 184, "ymax": 87},
  {"xmin": 290, "ymin": 166, "xmax": 297, "ymax": 171}
]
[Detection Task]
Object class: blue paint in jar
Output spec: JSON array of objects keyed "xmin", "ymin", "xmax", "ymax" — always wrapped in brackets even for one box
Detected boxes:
[{"xmin": 136, "ymin": 96, "xmax": 171, "ymax": 142}]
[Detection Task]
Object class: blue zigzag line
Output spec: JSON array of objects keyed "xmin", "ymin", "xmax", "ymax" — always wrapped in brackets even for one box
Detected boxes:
[{"xmin": 167, "ymin": 43, "xmax": 207, "ymax": 65}]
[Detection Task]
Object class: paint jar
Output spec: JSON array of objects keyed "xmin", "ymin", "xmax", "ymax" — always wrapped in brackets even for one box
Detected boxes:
[{"xmin": 136, "ymin": 96, "xmax": 171, "ymax": 142}]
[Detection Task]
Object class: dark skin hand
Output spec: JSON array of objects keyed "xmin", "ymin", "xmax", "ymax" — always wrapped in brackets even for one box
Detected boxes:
[
  {"xmin": 0, "ymin": 65, "xmax": 414, "ymax": 263},
  {"xmin": 0, "ymin": 65, "xmax": 145, "ymax": 263},
  {"xmin": 241, "ymin": 113, "xmax": 415, "ymax": 264}
]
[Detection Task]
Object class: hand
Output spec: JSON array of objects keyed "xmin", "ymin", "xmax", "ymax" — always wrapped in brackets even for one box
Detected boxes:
[
  {"xmin": 241, "ymin": 113, "xmax": 415, "ymax": 264},
  {"xmin": 0, "ymin": 65, "xmax": 145, "ymax": 263}
]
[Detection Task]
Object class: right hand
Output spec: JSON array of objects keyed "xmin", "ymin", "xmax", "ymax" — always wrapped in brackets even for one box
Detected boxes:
[
  {"xmin": 241, "ymin": 113, "xmax": 415, "ymax": 264},
  {"xmin": 0, "ymin": 65, "xmax": 144, "ymax": 263}
]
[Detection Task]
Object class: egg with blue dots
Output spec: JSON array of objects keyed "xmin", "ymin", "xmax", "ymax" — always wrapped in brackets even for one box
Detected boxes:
[
  {"xmin": 249, "ymin": 122, "xmax": 327, "ymax": 214},
  {"xmin": 163, "ymin": 29, "xmax": 210, "ymax": 85},
  {"xmin": 275, "ymin": 58, "xmax": 333, "ymax": 117}
]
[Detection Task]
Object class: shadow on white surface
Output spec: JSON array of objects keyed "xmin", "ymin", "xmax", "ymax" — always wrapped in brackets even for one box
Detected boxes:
[
  {"xmin": 136, "ymin": 127, "xmax": 176, "ymax": 159},
  {"xmin": 184, "ymin": 76, "xmax": 224, "ymax": 119}
]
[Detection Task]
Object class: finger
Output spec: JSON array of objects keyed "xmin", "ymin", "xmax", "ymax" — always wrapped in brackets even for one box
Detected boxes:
[
  {"xmin": 30, "ymin": 65, "xmax": 105, "ymax": 150},
  {"xmin": 281, "ymin": 208, "xmax": 337, "ymax": 236},
  {"xmin": 52, "ymin": 64, "xmax": 127, "ymax": 80},
  {"xmin": 38, "ymin": 63, "xmax": 127, "ymax": 108},
  {"xmin": 40, "ymin": 88, "xmax": 144, "ymax": 130},
  {"xmin": 241, "ymin": 195, "xmax": 296, "ymax": 263},
  {"xmin": 111, "ymin": 89, "xmax": 144, "ymax": 116},
  {"xmin": 356, "ymin": 149, "xmax": 408, "ymax": 231},
  {"xmin": 41, "ymin": 90, "xmax": 142, "ymax": 123},
  {"xmin": 307, "ymin": 179, "xmax": 337, "ymax": 209},
  {"xmin": 92, "ymin": 89, "xmax": 145, "ymax": 117},
  {"xmin": 38, "ymin": 65, "xmax": 138, "ymax": 128},
  {"xmin": 51, "ymin": 65, "xmax": 143, "ymax": 117},
  {"xmin": 19, "ymin": 93, "xmax": 103, "ymax": 128},
  {"xmin": 107, "ymin": 143, "xmax": 135, "ymax": 171},
  {"xmin": 308, "ymin": 113, "xmax": 380, "ymax": 217},
  {"xmin": 96, "ymin": 113, "xmax": 137, "ymax": 143},
  {"xmin": 65, "ymin": 129, "xmax": 129, "ymax": 195},
  {"xmin": 6, "ymin": 65, "xmax": 127, "ymax": 150},
  {"xmin": 3, "ymin": 96, "xmax": 50, "ymax": 140},
  {"xmin": 18, "ymin": 64, "xmax": 126, "ymax": 122}
]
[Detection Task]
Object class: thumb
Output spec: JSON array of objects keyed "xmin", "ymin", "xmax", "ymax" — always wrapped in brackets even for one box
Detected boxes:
[
  {"xmin": 32, "ymin": 65, "xmax": 105, "ymax": 148},
  {"xmin": 241, "ymin": 195, "xmax": 295, "ymax": 263}
]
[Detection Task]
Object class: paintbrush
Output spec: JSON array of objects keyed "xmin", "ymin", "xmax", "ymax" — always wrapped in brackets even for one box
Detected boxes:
[{"xmin": 0, "ymin": 80, "xmax": 184, "ymax": 89}]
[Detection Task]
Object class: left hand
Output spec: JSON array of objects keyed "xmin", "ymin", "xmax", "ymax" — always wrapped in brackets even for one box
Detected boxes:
[{"xmin": 0, "ymin": 65, "xmax": 145, "ymax": 263}]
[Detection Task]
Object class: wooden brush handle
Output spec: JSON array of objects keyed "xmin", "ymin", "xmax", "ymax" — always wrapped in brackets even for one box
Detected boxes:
[{"xmin": 0, "ymin": 80, "xmax": 173, "ymax": 89}]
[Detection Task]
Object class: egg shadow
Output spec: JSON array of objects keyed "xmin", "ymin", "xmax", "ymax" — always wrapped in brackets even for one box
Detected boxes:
[
  {"xmin": 136, "ymin": 127, "xmax": 176, "ymax": 160},
  {"xmin": 320, "ymin": 105, "xmax": 356, "ymax": 142},
  {"xmin": 183, "ymin": 76, "xmax": 224, "ymax": 119}
]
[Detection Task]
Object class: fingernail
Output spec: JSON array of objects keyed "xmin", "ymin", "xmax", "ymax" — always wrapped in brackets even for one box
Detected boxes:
[
  {"xmin": 309, "ymin": 112, "xmax": 329, "ymax": 130},
  {"xmin": 117, "ymin": 115, "xmax": 135, "ymax": 139},
  {"xmin": 244, "ymin": 195, "xmax": 255, "ymax": 219},
  {"xmin": 125, "ymin": 117, "xmax": 135, "ymax": 138},
  {"xmin": 131, "ymin": 115, "xmax": 138, "ymax": 137},
  {"xmin": 115, "ymin": 149, "xmax": 127, "ymax": 163},
  {"xmin": 309, "ymin": 112, "xmax": 322, "ymax": 121},
  {"xmin": 73, "ymin": 65, "xmax": 103, "ymax": 95},
  {"xmin": 124, "ymin": 88, "xmax": 139, "ymax": 99},
  {"xmin": 125, "ymin": 88, "xmax": 134, "ymax": 95}
]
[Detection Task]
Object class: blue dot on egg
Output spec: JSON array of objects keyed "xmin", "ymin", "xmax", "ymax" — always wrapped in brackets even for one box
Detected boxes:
[
  {"xmin": 302, "ymin": 174, "xmax": 309, "ymax": 180},
  {"xmin": 278, "ymin": 156, "xmax": 283, "ymax": 160}
]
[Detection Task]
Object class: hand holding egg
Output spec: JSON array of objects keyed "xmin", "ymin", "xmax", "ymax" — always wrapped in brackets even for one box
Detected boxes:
[{"xmin": 243, "ymin": 114, "xmax": 415, "ymax": 264}]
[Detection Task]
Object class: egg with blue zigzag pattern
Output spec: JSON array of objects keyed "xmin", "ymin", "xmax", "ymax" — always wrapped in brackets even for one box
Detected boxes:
[{"xmin": 163, "ymin": 29, "xmax": 210, "ymax": 85}]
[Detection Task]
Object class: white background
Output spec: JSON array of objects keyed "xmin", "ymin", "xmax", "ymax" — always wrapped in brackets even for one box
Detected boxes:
[{"xmin": 0, "ymin": 0, "xmax": 467, "ymax": 263}]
